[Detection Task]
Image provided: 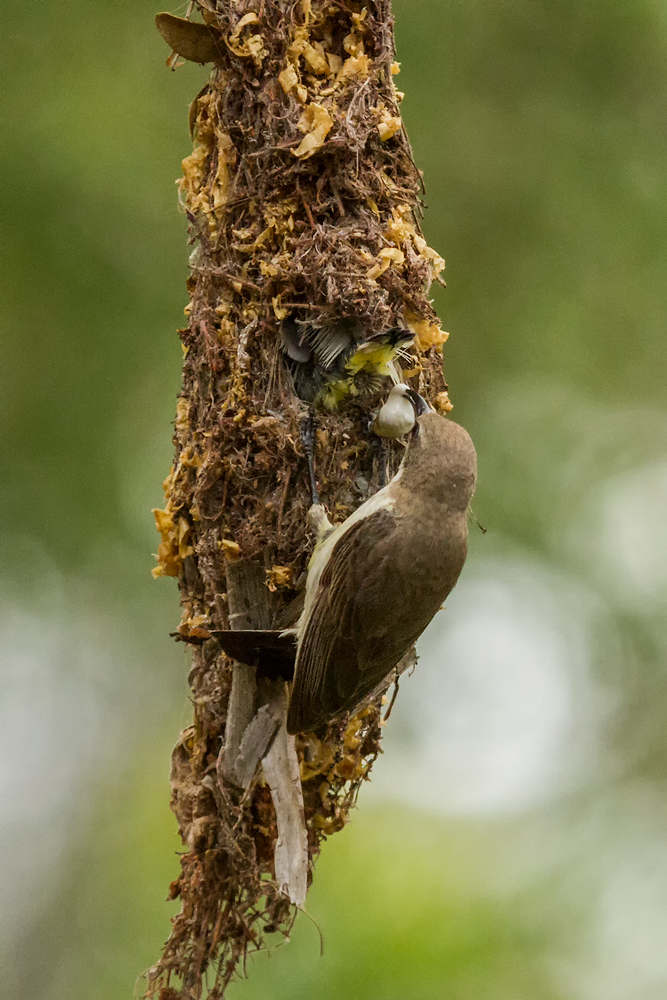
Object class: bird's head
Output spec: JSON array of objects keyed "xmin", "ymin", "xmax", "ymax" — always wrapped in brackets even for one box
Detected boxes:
[{"xmin": 402, "ymin": 406, "xmax": 477, "ymax": 510}]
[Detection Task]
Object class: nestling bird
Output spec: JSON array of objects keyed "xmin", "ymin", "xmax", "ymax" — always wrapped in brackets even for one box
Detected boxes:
[
  {"xmin": 281, "ymin": 318, "xmax": 413, "ymax": 409},
  {"xmin": 370, "ymin": 383, "xmax": 419, "ymax": 438},
  {"xmin": 213, "ymin": 392, "xmax": 477, "ymax": 735}
]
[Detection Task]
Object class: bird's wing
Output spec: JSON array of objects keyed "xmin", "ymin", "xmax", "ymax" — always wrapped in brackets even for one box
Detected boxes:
[{"xmin": 287, "ymin": 508, "xmax": 420, "ymax": 734}]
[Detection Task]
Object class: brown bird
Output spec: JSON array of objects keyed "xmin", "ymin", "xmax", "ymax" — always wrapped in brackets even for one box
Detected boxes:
[
  {"xmin": 286, "ymin": 403, "xmax": 476, "ymax": 733},
  {"xmin": 213, "ymin": 398, "xmax": 477, "ymax": 735}
]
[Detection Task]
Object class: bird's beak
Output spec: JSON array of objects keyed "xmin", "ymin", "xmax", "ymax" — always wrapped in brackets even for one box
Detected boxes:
[{"xmin": 405, "ymin": 388, "xmax": 431, "ymax": 417}]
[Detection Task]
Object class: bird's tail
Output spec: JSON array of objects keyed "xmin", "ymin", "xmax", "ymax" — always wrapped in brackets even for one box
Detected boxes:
[{"xmin": 209, "ymin": 629, "xmax": 297, "ymax": 680}]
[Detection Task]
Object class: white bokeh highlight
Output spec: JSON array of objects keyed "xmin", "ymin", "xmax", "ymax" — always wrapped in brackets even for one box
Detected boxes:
[
  {"xmin": 371, "ymin": 557, "xmax": 610, "ymax": 815},
  {"xmin": 0, "ymin": 602, "xmax": 136, "ymax": 959},
  {"xmin": 584, "ymin": 459, "xmax": 667, "ymax": 611}
]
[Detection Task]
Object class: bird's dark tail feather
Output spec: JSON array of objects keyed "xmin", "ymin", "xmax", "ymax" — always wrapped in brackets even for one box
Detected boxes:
[{"xmin": 209, "ymin": 629, "xmax": 297, "ymax": 680}]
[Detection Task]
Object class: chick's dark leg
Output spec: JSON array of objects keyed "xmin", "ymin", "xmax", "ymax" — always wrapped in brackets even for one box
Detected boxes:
[{"xmin": 300, "ymin": 410, "xmax": 320, "ymax": 506}]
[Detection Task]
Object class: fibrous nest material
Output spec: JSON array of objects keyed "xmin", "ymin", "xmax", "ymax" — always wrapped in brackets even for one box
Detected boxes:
[{"xmin": 146, "ymin": 2, "xmax": 452, "ymax": 998}]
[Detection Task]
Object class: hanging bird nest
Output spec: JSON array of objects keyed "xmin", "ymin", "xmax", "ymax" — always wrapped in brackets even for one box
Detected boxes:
[{"xmin": 146, "ymin": 2, "xmax": 453, "ymax": 998}]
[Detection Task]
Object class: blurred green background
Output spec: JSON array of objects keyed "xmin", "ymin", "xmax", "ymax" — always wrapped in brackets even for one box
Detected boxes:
[{"xmin": 3, "ymin": 1, "xmax": 667, "ymax": 998}]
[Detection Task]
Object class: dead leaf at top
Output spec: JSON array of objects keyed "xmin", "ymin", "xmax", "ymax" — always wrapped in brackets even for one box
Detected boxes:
[{"xmin": 156, "ymin": 13, "xmax": 223, "ymax": 65}]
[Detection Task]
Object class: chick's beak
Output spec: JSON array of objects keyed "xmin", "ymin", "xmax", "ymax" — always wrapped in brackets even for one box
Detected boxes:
[{"xmin": 405, "ymin": 388, "xmax": 431, "ymax": 417}]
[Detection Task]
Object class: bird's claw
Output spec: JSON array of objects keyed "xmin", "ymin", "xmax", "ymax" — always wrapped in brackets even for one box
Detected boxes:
[{"xmin": 307, "ymin": 503, "xmax": 334, "ymax": 541}]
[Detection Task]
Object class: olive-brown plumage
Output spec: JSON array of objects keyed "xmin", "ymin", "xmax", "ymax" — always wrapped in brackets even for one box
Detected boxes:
[{"xmin": 286, "ymin": 412, "xmax": 477, "ymax": 734}]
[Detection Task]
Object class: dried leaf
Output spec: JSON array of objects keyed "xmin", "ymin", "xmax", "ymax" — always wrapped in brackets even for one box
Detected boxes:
[
  {"xmin": 279, "ymin": 64, "xmax": 299, "ymax": 94},
  {"xmin": 188, "ymin": 83, "xmax": 210, "ymax": 138},
  {"xmin": 367, "ymin": 246, "xmax": 405, "ymax": 280},
  {"xmin": 229, "ymin": 12, "xmax": 260, "ymax": 35},
  {"xmin": 233, "ymin": 226, "xmax": 273, "ymax": 254},
  {"xmin": 287, "ymin": 27, "xmax": 330, "ymax": 77},
  {"xmin": 302, "ymin": 40, "xmax": 329, "ymax": 75},
  {"xmin": 326, "ymin": 52, "xmax": 343, "ymax": 74},
  {"xmin": 266, "ymin": 565, "xmax": 293, "ymax": 592},
  {"xmin": 434, "ymin": 391, "xmax": 454, "ymax": 414},
  {"xmin": 377, "ymin": 112, "xmax": 402, "ymax": 141},
  {"xmin": 177, "ymin": 517, "xmax": 194, "ymax": 559},
  {"xmin": 343, "ymin": 30, "xmax": 365, "ymax": 59},
  {"xmin": 155, "ymin": 13, "xmax": 222, "ymax": 65},
  {"xmin": 413, "ymin": 233, "xmax": 445, "ymax": 280},
  {"xmin": 384, "ymin": 202, "xmax": 414, "ymax": 241},
  {"xmin": 337, "ymin": 53, "xmax": 371, "ymax": 81},
  {"xmin": 292, "ymin": 103, "xmax": 333, "ymax": 159},
  {"xmin": 406, "ymin": 312, "xmax": 449, "ymax": 352},
  {"xmin": 272, "ymin": 295, "xmax": 289, "ymax": 320},
  {"xmin": 151, "ymin": 505, "xmax": 181, "ymax": 578},
  {"xmin": 222, "ymin": 539, "xmax": 241, "ymax": 561},
  {"xmin": 226, "ymin": 12, "xmax": 267, "ymax": 67},
  {"xmin": 178, "ymin": 614, "xmax": 212, "ymax": 641}
]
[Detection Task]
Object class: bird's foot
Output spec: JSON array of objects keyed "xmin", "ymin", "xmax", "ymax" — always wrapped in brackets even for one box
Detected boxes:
[{"xmin": 307, "ymin": 503, "xmax": 334, "ymax": 542}]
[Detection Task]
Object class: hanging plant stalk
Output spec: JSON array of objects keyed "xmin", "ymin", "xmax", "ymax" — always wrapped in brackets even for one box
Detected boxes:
[{"xmin": 147, "ymin": 1, "xmax": 452, "ymax": 997}]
